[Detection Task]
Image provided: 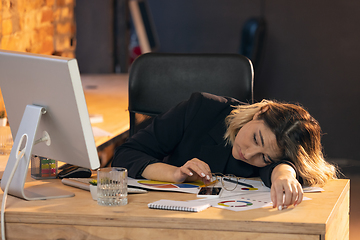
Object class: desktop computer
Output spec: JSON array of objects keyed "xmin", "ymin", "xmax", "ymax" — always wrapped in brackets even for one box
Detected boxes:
[{"xmin": 0, "ymin": 50, "xmax": 100, "ymax": 200}]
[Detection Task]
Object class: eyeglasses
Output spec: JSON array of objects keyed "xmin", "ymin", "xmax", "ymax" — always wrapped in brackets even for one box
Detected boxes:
[{"xmin": 211, "ymin": 173, "xmax": 255, "ymax": 191}]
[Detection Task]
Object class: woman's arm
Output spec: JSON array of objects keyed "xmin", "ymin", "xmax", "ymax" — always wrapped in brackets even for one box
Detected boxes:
[
  {"xmin": 112, "ymin": 93, "xmax": 210, "ymax": 179},
  {"xmin": 142, "ymin": 158, "xmax": 212, "ymax": 183},
  {"xmin": 270, "ymin": 163, "xmax": 303, "ymax": 210}
]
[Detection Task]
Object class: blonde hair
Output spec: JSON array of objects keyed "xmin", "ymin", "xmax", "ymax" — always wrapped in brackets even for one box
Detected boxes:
[{"xmin": 224, "ymin": 100, "xmax": 338, "ymax": 186}]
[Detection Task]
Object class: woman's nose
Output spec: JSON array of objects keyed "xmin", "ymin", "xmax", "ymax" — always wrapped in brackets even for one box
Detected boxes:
[{"xmin": 244, "ymin": 146, "xmax": 260, "ymax": 160}]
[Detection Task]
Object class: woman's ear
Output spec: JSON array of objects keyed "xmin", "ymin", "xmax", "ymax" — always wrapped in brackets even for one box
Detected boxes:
[{"xmin": 253, "ymin": 106, "xmax": 270, "ymax": 120}]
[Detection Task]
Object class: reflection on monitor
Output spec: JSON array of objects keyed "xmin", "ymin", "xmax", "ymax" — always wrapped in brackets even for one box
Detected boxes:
[{"xmin": 0, "ymin": 50, "xmax": 100, "ymax": 200}]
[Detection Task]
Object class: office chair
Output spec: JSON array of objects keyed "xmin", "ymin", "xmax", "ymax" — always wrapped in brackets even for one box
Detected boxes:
[{"xmin": 128, "ymin": 53, "xmax": 254, "ymax": 137}]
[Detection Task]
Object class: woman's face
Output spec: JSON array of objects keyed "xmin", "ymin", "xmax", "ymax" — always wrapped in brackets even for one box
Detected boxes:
[{"xmin": 232, "ymin": 115, "xmax": 281, "ymax": 167}]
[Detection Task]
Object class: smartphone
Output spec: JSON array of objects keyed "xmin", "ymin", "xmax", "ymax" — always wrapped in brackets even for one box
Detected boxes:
[{"xmin": 197, "ymin": 187, "xmax": 223, "ymax": 198}]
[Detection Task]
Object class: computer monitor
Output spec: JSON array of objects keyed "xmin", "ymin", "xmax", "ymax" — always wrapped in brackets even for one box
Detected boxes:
[{"xmin": 0, "ymin": 50, "xmax": 100, "ymax": 200}]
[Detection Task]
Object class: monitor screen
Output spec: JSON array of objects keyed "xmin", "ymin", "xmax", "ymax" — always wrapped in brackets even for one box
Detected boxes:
[{"xmin": 0, "ymin": 50, "xmax": 100, "ymax": 200}]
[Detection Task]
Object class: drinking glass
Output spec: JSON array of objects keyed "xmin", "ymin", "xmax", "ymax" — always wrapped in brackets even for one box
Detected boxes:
[{"xmin": 97, "ymin": 167, "xmax": 128, "ymax": 206}]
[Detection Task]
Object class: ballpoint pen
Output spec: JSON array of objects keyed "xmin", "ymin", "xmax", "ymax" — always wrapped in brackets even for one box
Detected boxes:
[{"xmin": 223, "ymin": 177, "xmax": 254, "ymax": 188}]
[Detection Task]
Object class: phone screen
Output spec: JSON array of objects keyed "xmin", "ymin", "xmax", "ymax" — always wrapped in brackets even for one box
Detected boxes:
[{"xmin": 197, "ymin": 187, "xmax": 222, "ymax": 197}]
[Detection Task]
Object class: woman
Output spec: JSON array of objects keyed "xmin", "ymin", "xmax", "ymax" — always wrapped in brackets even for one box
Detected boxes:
[{"xmin": 112, "ymin": 92, "xmax": 337, "ymax": 210}]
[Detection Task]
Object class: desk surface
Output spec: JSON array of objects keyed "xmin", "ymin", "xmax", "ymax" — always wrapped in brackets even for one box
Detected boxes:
[{"xmin": 0, "ymin": 152, "xmax": 349, "ymax": 240}]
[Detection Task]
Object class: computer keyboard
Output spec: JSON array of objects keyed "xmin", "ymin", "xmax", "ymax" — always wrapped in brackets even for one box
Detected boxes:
[{"xmin": 61, "ymin": 178, "xmax": 147, "ymax": 193}]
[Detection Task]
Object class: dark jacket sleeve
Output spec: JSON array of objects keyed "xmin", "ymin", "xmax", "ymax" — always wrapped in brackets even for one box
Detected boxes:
[
  {"xmin": 259, "ymin": 160, "xmax": 303, "ymax": 187},
  {"xmin": 112, "ymin": 92, "xmax": 204, "ymax": 178}
]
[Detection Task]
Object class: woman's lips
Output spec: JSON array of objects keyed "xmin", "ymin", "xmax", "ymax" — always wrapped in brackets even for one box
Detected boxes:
[{"xmin": 238, "ymin": 147, "xmax": 246, "ymax": 161}]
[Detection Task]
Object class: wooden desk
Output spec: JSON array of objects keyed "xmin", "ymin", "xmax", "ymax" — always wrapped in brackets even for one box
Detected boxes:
[{"xmin": 0, "ymin": 154, "xmax": 349, "ymax": 240}]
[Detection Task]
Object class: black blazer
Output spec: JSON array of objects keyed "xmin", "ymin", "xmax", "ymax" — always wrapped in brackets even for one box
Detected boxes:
[{"xmin": 112, "ymin": 92, "xmax": 296, "ymax": 187}]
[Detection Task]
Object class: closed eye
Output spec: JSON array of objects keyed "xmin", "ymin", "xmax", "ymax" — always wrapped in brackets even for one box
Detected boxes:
[
  {"xmin": 262, "ymin": 154, "xmax": 271, "ymax": 164},
  {"xmin": 255, "ymin": 133, "xmax": 272, "ymax": 165},
  {"xmin": 263, "ymin": 154, "xmax": 274, "ymax": 165},
  {"xmin": 253, "ymin": 133, "xmax": 258, "ymax": 145}
]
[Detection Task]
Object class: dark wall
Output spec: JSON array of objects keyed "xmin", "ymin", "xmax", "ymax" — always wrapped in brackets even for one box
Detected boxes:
[
  {"xmin": 75, "ymin": 0, "xmax": 114, "ymax": 73},
  {"xmin": 147, "ymin": 0, "xmax": 262, "ymax": 53},
  {"xmin": 257, "ymin": 2, "xmax": 360, "ymax": 160},
  {"xmin": 148, "ymin": 0, "xmax": 360, "ymax": 160}
]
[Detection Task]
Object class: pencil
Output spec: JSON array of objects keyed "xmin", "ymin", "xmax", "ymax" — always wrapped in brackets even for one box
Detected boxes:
[
  {"xmin": 223, "ymin": 177, "xmax": 254, "ymax": 188},
  {"xmin": 199, "ymin": 179, "xmax": 218, "ymax": 188}
]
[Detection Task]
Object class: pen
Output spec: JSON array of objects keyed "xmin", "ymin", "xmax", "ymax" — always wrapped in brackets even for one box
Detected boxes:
[
  {"xmin": 199, "ymin": 179, "xmax": 218, "ymax": 188},
  {"xmin": 223, "ymin": 177, "xmax": 254, "ymax": 188}
]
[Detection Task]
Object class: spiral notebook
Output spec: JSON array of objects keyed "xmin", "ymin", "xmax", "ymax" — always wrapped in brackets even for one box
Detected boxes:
[{"xmin": 148, "ymin": 199, "xmax": 211, "ymax": 212}]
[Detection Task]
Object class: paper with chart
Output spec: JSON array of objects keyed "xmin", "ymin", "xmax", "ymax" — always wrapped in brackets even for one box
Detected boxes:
[
  {"xmin": 127, "ymin": 178, "xmax": 202, "ymax": 194},
  {"xmin": 218, "ymin": 178, "xmax": 324, "ymax": 197},
  {"xmin": 207, "ymin": 178, "xmax": 316, "ymax": 211},
  {"xmin": 128, "ymin": 177, "xmax": 323, "ymax": 194},
  {"xmin": 128, "ymin": 177, "xmax": 269, "ymax": 194},
  {"xmin": 129, "ymin": 177, "xmax": 318, "ymax": 211},
  {"xmin": 188, "ymin": 191, "xmax": 312, "ymax": 212},
  {"xmin": 177, "ymin": 179, "xmax": 274, "ymax": 212},
  {"xmin": 206, "ymin": 191, "xmax": 274, "ymax": 211}
]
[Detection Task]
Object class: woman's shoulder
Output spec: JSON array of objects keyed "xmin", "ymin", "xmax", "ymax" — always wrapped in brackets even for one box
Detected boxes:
[
  {"xmin": 181, "ymin": 92, "xmax": 247, "ymax": 123},
  {"xmin": 166, "ymin": 92, "xmax": 247, "ymax": 127}
]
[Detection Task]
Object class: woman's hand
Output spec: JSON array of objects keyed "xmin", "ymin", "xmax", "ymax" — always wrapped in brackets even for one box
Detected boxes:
[
  {"xmin": 270, "ymin": 164, "xmax": 303, "ymax": 210},
  {"xmin": 173, "ymin": 158, "xmax": 212, "ymax": 183},
  {"xmin": 141, "ymin": 158, "xmax": 212, "ymax": 184}
]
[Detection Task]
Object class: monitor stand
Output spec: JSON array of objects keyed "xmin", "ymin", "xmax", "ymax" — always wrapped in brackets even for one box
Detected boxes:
[{"xmin": 0, "ymin": 105, "xmax": 74, "ymax": 200}]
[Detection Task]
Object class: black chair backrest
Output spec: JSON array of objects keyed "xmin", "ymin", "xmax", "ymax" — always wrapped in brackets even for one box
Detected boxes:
[{"xmin": 128, "ymin": 53, "xmax": 254, "ymax": 136}]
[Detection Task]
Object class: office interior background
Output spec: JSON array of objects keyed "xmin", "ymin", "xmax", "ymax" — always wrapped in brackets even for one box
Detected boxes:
[
  {"xmin": 1, "ymin": 0, "xmax": 358, "ymax": 169},
  {"xmin": 0, "ymin": 0, "xmax": 358, "ymax": 238},
  {"xmin": 76, "ymin": 0, "xmax": 360, "ymax": 167}
]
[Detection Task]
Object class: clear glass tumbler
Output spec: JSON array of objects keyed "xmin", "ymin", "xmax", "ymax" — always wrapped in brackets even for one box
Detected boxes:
[{"xmin": 97, "ymin": 167, "xmax": 128, "ymax": 206}]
